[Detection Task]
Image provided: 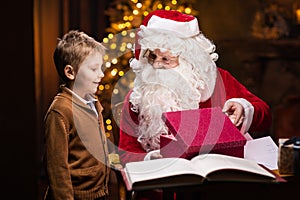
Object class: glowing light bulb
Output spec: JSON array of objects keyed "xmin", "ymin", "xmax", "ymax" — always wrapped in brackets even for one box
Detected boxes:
[
  {"xmin": 133, "ymin": 10, "xmax": 139, "ymax": 15},
  {"xmin": 110, "ymin": 43, "xmax": 116, "ymax": 49},
  {"xmin": 105, "ymin": 62, "xmax": 111, "ymax": 68},
  {"xmin": 105, "ymin": 84, "xmax": 110, "ymax": 89},
  {"xmin": 111, "ymin": 68, "xmax": 118, "ymax": 76},
  {"xmin": 120, "ymin": 46, "xmax": 126, "ymax": 52},
  {"xmin": 103, "ymin": 38, "xmax": 109, "ymax": 43},
  {"xmin": 118, "ymin": 71, "xmax": 124, "ymax": 76},
  {"xmin": 185, "ymin": 7, "xmax": 192, "ymax": 14},
  {"xmin": 113, "ymin": 88, "xmax": 119, "ymax": 94},
  {"xmin": 111, "ymin": 58, "xmax": 118, "ymax": 64},
  {"xmin": 143, "ymin": 11, "xmax": 149, "ymax": 16},
  {"xmin": 106, "ymin": 125, "xmax": 112, "ymax": 131},
  {"xmin": 98, "ymin": 85, "xmax": 104, "ymax": 90},
  {"xmin": 129, "ymin": 32, "xmax": 135, "ymax": 38},
  {"xmin": 108, "ymin": 33, "xmax": 114, "ymax": 39},
  {"xmin": 127, "ymin": 43, "xmax": 133, "ymax": 49}
]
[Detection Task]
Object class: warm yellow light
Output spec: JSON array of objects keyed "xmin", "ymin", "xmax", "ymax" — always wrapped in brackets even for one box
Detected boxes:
[
  {"xmin": 118, "ymin": 23, "xmax": 125, "ymax": 29},
  {"xmin": 143, "ymin": 11, "xmax": 149, "ymax": 16},
  {"xmin": 165, "ymin": 6, "xmax": 171, "ymax": 10},
  {"xmin": 118, "ymin": 71, "xmax": 124, "ymax": 76},
  {"xmin": 127, "ymin": 43, "xmax": 133, "ymax": 49},
  {"xmin": 105, "ymin": 84, "xmax": 110, "ymax": 89},
  {"xmin": 113, "ymin": 88, "xmax": 119, "ymax": 94},
  {"xmin": 110, "ymin": 43, "xmax": 117, "ymax": 49},
  {"xmin": 120, "ymin": 46, "xmax": 126, "ymax": 52},
  {"xmin": 103, "ymin": 38, "xmax": 109, "ymax": 43},
  {"xmin": 108, "ymin": 33, "xmax": 114, "ymax": 39},
  {"xmin": 121, "ymin": 30, "xmax": 127, "ymax": 36},
  {"xmin": 123, "ymin": 16, "xmax": 129, "ymax": 21},
  {"xmin": 185, "ymin": 7, "xmax": 192, "ymax": 14},
  {"xmin": 131, "ymin": 0, "xmax": 138, "ymax": 3},
  {"xmin": 106, "ymin": 119, "xmax": 112, "ymax": 124},
  {"xmin": 125, "ymin": 22, "xmax": 131, "ymax": 27},
  {"xmin": 98, "ymin": 85, "xmax": 104, "ymax": 90},
  {"xmin": 133, "ymin": 10, "xmax": 139, "ymax": 15},
  {"xmin": 297, "ymin": 9, "xmax": 300, "ymax": 24},
  {"xmin": 111, "ymin": 58, "xmax": 118, "ymax": 64},
  {"xmin": 136, "ymin": 3, "xmax": 142, "ymax": 8},
  {"xmin": 103, "ymin": 55, "xmax": 109, "ymax": 60},
  {"xmin": 157, "ymin": 4, "xmax": 163, "ymax": 9},
  {"xmin": 171, "ymin": 0, "xmax": 177, "ymax": 5},
  {"xmin": 105, "ymin": 62, "xmax": 111, "ymax": 68},
  {"xmin": 111, "ymin": 68, "xmax": 118, "ymax": 76},
  {"xmin": 106, "ymin": 125, "xmax": 112, "ymax": 131},
  {"xmin": 128, "ymin": 16, "xmax": 134, "ymax": 21},
  {"xmin": 129, "ymin": 32, "xmax": 136, "ymax": 38}
]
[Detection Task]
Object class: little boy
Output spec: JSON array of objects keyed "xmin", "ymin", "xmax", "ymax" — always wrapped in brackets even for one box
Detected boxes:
[{"xmin": 43, "ymin": 30, "xmax": 118, "ymax": 200}]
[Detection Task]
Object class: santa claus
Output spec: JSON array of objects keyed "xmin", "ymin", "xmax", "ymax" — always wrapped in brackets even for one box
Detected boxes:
[{"xmin": 118, "ymin": 10, "xmax": 271, "ymax": 164}]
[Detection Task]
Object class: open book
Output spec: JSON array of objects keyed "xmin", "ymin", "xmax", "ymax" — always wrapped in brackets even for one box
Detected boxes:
[{"xmin": 122, "ymin": 153, "xmax": 284, "ymax": 191}]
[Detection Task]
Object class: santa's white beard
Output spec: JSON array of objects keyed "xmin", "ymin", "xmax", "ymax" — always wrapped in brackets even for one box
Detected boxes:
[{"xmin": 130, "ymin": 59, "xmax": 211, "ymax": 152}]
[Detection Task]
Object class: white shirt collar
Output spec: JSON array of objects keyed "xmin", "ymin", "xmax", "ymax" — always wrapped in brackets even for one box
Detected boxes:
[{"xmin": 64, "ymin": 87, "xmax": 98, "ymax": 105}]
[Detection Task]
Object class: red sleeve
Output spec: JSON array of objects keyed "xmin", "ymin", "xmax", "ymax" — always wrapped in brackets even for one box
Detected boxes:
[
  {"xmin": 118, "ymin": 91, "xmax": 147, "ymax": 164},
  {"xmin": 217, "ymin": 68, "xmax": 272, "ymax": 132}
]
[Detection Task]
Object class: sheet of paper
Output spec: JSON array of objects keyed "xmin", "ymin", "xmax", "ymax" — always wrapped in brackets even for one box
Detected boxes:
[{"xmin": 244, "ymin": 136, "xmax": 278, "ymax": 170}]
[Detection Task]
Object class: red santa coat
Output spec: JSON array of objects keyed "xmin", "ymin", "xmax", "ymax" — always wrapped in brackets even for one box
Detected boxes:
[{"xmin": 118, "ymin": 67, "xmax": 271, "ymax": 164}]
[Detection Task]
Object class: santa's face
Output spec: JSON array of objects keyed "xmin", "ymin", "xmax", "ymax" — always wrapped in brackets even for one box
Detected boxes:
[{"xmin": 143, "ymin": 49, "xmax": 179, "ymax": 69}]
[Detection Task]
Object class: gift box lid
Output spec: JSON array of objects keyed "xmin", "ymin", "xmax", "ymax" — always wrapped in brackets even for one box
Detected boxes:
[{"xmin": 161, "ymin": 107, "xmax": 246, "ymax": 152}]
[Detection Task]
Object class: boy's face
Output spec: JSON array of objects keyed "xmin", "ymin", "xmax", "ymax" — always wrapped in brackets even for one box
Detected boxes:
[{"xmin": 73, "ymin": 52, "xmax": 104, "ymax": 99}]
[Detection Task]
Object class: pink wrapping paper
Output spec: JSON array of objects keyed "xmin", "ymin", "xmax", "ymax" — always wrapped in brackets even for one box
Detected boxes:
[{"xmin": 160, "ymin": 107, "xmax": 246, "ymax": 159}]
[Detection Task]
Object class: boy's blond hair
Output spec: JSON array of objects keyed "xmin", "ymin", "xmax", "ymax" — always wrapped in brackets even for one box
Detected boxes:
[{"xmin": 53, "ymin": 30, "xmax": 106, "ymax": 82}]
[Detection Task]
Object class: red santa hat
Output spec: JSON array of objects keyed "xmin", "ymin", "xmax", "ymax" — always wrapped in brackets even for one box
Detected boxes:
[{"xmin": 134, "ymin": 10, "xmax": 200, "ymax": 60}]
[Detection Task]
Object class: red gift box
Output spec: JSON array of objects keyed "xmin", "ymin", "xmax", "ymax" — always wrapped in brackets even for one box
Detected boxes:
[{"xmin": 160, "ymin": 107, "xmax": 246, "ymax": 159}]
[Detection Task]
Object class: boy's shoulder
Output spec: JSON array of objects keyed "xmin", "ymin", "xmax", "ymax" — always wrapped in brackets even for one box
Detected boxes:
[{"xmin": 46, "ymin": 90, "xmax": 73, "ymax": 115}]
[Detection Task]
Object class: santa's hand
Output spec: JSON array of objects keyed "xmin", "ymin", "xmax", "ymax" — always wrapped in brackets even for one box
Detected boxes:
[{"xmin": 222, "ymin": 101, "xmax": 245, "ymax": 127}]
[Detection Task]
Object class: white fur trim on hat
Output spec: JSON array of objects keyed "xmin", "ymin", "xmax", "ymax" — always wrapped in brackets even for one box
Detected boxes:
[{"xmin": 146, "ymin": 15, "xmax": 200, "ymax": 38}]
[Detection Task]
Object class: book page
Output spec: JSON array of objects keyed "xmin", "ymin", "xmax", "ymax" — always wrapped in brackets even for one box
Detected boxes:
[
  {"xmin": 190, "ymin": 154, "xmax": 275, "ymax": 179},
  {"xmin": 125, "ymin": 157, "xmax": 204, "ymax": 185}
]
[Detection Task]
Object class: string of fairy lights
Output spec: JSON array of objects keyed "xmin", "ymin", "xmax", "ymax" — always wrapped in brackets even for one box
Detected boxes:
[{"xmin": 98, "ymin": 0, "xmax": 197, "ymax": 138}]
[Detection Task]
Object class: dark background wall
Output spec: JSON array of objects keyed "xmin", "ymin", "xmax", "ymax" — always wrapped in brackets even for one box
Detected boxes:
[{"xmin": 0, "ymin": 1, "xmax": 37, "ymax": 199}]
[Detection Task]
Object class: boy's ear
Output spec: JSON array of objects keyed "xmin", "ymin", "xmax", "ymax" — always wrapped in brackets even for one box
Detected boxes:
[{"xmin": 64, "ymin": 65, "xmax": 75, "ymax": 80}]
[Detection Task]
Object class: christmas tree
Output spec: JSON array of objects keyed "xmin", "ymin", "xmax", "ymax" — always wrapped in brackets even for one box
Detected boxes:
[{"xmin": 98, "ymin": 0, "xmax": 197, "ymax": 139}]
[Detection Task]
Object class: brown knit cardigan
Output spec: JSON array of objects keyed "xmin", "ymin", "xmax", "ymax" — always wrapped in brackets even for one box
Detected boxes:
[{"xmin": 43, "ymin": 85, "xmax": 115, "ymax": 200}]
